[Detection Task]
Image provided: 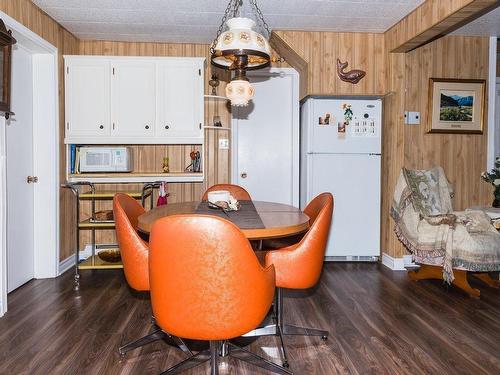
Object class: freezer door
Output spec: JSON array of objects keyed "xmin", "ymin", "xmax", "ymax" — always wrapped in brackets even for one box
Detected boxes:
[
  {"xmin": 308, "ymin": 99, "xmax": 382, "ymax": 154},
  {"xmin": 306, "ymin": 153, "xmax": 381, "ymax": 258}
]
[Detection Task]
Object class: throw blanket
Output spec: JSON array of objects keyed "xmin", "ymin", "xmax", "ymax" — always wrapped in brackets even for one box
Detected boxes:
[{"xmin": 391, "ymin": 167, "xmax": 500, "ymax": 283}]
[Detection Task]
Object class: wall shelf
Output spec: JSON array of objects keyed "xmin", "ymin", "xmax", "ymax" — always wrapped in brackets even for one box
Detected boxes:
[
  {"xmin": 78, "ymin": 255, "xmax": 123, "ymax": 270},
  {"xmin": 204, "ymin": 94, "xmax": 229, "ymax": 101},
  {"xmin": 67, "ymin": 172, "xmax": 204, "ymax": 184},
  {"xmin": 203, "ymin": 126, "xmax": 231, "ymax": 131}
]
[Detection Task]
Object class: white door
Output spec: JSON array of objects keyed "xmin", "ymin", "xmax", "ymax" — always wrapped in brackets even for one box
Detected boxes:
[
  {"xmin": 307, "ymin": 153, "xmax": 381, "ymax": 258},
  {"xmin": 157, "ymin": 60, "xmax": 203, "ymax": 142},
  {"xmin": 232, "ymin": 69, "xmax": 299, "ymax": 206},
  {"xmin": 111, "ymin": 61, "xmax": 156, "ymax": 138},
  {"xmin": 6, "ymin": 46, "xmax": 35, "ymax": 292},
  {"xmin": 65, "ymin": 59, "xmax": 110, "ymax": 138}
]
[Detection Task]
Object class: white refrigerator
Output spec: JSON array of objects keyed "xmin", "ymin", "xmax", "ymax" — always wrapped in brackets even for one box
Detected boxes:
[{"xmin": 300, "ymin": 97, "xmax": 382, "ymax": 260}]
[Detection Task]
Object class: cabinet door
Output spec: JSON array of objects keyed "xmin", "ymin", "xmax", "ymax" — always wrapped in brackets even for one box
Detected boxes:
[
  {"xmin": 111, "ymin": 61, "xmax": 156, "ymax": 138},
  {"xmin": 157, "ymin": 60, "xmax": 203, "ymax": 142},
  {"xmin": 65, "ymin": 59, "xmax": 110, "ymax": 138}
]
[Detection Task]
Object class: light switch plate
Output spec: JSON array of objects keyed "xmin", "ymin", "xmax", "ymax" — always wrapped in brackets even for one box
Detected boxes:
[
  {"xmin": 219, "ymin": 138, "xmax": 229, "ymax": 149},
  {"xmin": 404, "ymin": 111, "xmax": 420, "ymax": 125}
]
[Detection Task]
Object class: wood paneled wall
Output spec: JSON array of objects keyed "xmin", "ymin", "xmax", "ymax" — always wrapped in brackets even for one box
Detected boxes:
[
  {"xmin": 385, "ymin": 0, "xmax": 498, "ymax": 52},
  {"xmin": 381, "ymin": 35, "xmax": 491, "ymax": 258},
  {"xmin": 273, "ymin": 31, "xmax": 386, "ymax": 97},
  {"xmin": 404, "ymin": 36, "xmax": 491, "ymax": 208}
]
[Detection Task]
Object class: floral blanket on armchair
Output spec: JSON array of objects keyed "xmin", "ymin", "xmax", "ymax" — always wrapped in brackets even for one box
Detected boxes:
[{"xmin": 391, "ymin": 167, "xmax": 500, "ymax": 283}]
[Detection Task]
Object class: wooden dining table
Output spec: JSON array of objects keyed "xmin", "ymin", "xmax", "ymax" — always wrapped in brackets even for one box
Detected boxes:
[{"xmin": 137, "ymin": 200, "xmax": 310, "ymax": 240}]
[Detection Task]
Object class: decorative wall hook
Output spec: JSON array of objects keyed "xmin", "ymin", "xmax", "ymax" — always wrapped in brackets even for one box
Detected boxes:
[{"xmin": 336, "ymin": 58, "xmax": 366, "ymax": 84}]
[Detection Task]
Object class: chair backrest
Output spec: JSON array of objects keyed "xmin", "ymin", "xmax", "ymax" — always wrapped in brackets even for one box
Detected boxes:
[
  {"xmin": 149, "ymin": 215, "xmax": 275, "ymax": 341},
  {"xmin": 202, "ymin": 184, "xmax": 252, "ymax": 201},
  {"xmin": 266, "ymin": 192, "xmax": 333, "ymax": 289},
  {"xmin": 113, "ymin": 193, "xmax": 149, "ymax": 291},
  {"xmin": 402, "ymin": 167, "xmax": 454, "ymax": 216}
]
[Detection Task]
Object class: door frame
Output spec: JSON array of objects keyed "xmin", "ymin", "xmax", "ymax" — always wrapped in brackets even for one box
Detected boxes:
[
  {"xmin": 231, "ymin": 67, "xmax": 300, "ymax": 207},
  {"xmin": 487, "ymin": 36, "xmax": 498, "ymax": 169},
  {"xmin": 0, "ymin": 11, "xmax": 59, "ymax": 317}
]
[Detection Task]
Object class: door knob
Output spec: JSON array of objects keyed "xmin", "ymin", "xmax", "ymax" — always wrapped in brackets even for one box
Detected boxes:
[
  {"xmin": 145, "ymin": 125, "xmax": 150, "ymax": 129},
  {"xmin": 27, "ymin": 176, "xmax": 38, "ymax": 184},
  {"xmin": 165, "ymin": 125, "xmax": 170, "ymax": 129},
  {"xmin": 240, "ymin": 172, "xmax": 247, "ymax": 179},
  {"xmin": 99, "ymin": 125, "xmax": 104, "ymax": 129}
]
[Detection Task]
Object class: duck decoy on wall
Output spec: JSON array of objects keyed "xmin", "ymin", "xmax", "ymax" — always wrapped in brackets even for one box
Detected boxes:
[{"xmin": 336, "ymin": 58, "xmax": 366, "ymax": 84}]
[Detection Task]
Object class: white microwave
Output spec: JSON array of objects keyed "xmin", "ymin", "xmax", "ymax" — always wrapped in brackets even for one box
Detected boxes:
[{"xmin": 79, "ymin": 146, "xmax": 133, "ymax": 172}]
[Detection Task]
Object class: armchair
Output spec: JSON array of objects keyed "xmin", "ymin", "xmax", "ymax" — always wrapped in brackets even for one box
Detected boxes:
[{"xmin": 391, "ymin": 167, "xmax": 500, "ymax": 297}]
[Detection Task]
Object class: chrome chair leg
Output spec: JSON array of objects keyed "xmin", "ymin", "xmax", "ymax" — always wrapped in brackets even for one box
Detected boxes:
[
  {"xmin": 119, "ymin": 327, "xmax": 193, "ymax": 357},
  {"xmin": 119, "ymin": 328, "xmax": 164, "ymax": 356},
  {"xmin": 210, "ymin": 341, "xmax": 219, "ymax": 375},
  {"xmin": 160, "ymin": 349, "xmax": 211, "ymax": 375},
  {"xmin": 228, "ymin": 342, "xmax": 293, "ymax": 375},
  {"xmin": 282, "ymin": 324, "xmax": 328, "ymax": 339}
]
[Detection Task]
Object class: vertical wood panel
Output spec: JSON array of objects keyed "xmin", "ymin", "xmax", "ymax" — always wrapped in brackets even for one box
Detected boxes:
[
  {"xmin": 404, "ymin": 35, "xmax": 490, "ymax": 214},
  {"xmin": 275, "ymin": 30, "xmax": 387, "ymax": 96}
]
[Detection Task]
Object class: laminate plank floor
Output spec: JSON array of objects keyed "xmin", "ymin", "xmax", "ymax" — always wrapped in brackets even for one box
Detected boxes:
[{"xmin": 0, "ymin": 263, "xmax": 499, "ymax": 375}]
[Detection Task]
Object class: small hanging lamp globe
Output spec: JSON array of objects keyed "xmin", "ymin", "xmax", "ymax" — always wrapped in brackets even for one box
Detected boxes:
[
  {"xmin": 225, "ymin": 76, "xmax": 255, "ymax": 106},
  {"xmin": 211, "ymin": 17, "xmax": 271, "ymax": 71}
]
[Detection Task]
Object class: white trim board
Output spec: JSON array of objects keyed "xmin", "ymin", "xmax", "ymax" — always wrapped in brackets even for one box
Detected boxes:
[
  {"xmin": 381, "ymin": 253, "xmax": 414, "ymax": 271},
  {"xmin": 0, "ymin": 11, "xmax": 59, "ymax": 318},
  {"xmin": 487, "ymin": 37, "xmax": 497, "ymax": 169}
]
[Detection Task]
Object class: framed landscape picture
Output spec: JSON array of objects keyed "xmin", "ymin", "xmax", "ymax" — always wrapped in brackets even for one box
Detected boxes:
[{"xmin": 427, "ymin": 78, "xmax": 485, "ymax": 134}]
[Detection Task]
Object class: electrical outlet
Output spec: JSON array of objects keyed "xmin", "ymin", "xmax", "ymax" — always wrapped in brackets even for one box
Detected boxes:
[{"xmin": 219, "ymin": 138, "xmax": 229, "ymax": 150}]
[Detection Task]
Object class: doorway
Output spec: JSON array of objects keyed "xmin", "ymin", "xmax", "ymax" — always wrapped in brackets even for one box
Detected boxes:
[
  {"xmin": 6, "ymin": 44, "xmax": 34, "ymax": 292},
  {"xmin": 232, "ymin": 68, "xmax": 299, "ymax": 207},
  {"xmin": 0, "ymin": 11, "xmax": 59, "ymax": 317}
]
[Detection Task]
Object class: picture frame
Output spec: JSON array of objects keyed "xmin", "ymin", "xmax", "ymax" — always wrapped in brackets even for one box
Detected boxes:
[
  {"xmin": 427, "ymin": 78, "xmax": 485, "ymax": 134},
  {"xmin": 0, "ymin": 19, "xmax": 16, "ymax": 118}
]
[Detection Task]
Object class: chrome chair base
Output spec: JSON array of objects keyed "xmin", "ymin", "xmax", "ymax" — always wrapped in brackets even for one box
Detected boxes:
[
  {"xmin": 119, "ymin": 327, "xmax": 192, "ymax": 357},
  {"xmin": 242, "ymin": 288, "xmax": 328, "ymax": 368},
  {"xmin": 160, "ymin": 340, "xmax": 292, "ymax": 375}
]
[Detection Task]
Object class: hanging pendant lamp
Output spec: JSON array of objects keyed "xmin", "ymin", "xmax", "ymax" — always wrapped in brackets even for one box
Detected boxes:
[{"xmin": 210, "ymin": 0, "xmax": 273, "ymax": 107}]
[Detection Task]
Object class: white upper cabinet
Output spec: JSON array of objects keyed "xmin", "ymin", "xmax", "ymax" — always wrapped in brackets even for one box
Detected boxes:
[
  {"xmin": 64, "ymin": 56, "xmax": 205, "ymax": 144},
  {"xmin": 157, "ymin": 60, "xmax": 204, "ymax": 142},
  {"xmin": 65, "ymin": 59, "xmax": 110, "ymax": 138},
  {"xmin": 111, "ymin": 60, "xmax": 156, "ymax": 138}
]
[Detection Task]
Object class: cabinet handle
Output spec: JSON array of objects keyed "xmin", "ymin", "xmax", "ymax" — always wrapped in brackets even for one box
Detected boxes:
[
  {"xmin": 145, "ymin": 125, "xmax": 150, "ymax": 130},
  {"xmin": 165, "ymin": 125, "xmax": 170, "ymax": 129},
  {"xmin": 99, "ymin": 125, "xmax": 104, "ymax": 129}
]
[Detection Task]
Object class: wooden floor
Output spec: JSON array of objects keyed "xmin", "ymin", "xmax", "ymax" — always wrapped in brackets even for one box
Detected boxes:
[{"xmin": 1, "ymin": 263, "xmax": 499, "ymax": 375}]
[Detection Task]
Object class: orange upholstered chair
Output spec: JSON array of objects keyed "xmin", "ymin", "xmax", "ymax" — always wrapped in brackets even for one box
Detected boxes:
[
  {"xmin": 149, "ymin": 215, "xmax": 290, "ymax": 374},
  {"xmin": 202, "ymin": 183, "xmax": 252, "ymax": 201},
  {"xmin": 113, "ymin": 194, "xmax": 191, "ymax": 357},
  {"xmin": 249, "ymin": 193, "xmax": 334, "ymax": 368}
]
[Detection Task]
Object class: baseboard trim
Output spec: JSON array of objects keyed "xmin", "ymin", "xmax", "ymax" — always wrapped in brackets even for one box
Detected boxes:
[
  {"xmin": 58, "ymin": 255, "xmax": 75, "ymax": 275},
  {"xmin": 58, "ymin": 245, "xmax": 95, "ymax": 275},
  {"xmin": 382, "ymin": 252, "xmax": 414, "ymax": 271}
]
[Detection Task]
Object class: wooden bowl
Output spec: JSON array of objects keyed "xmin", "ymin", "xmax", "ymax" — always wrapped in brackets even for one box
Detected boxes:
[{"xmin": 98, "ymin": 249, "xmax": 121, "ymax": 263}]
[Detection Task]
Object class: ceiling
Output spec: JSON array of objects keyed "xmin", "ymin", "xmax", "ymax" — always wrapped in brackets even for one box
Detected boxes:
[
  {"xmin": 453, "ymin": 6, "xmax": 500, "ymax": 36},
  {"xmin": 32, "ymin": 0, "xmax": 425, "ymax": 44}
]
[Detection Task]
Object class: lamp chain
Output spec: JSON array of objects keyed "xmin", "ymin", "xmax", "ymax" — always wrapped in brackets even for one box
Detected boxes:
[
  {"xmin": 249, "ymin": 0, "xmax": 271, "ymax": 37},
  {"xmin": 210, "ymin": 0, "xmax": 240, "ymax": 54}
]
